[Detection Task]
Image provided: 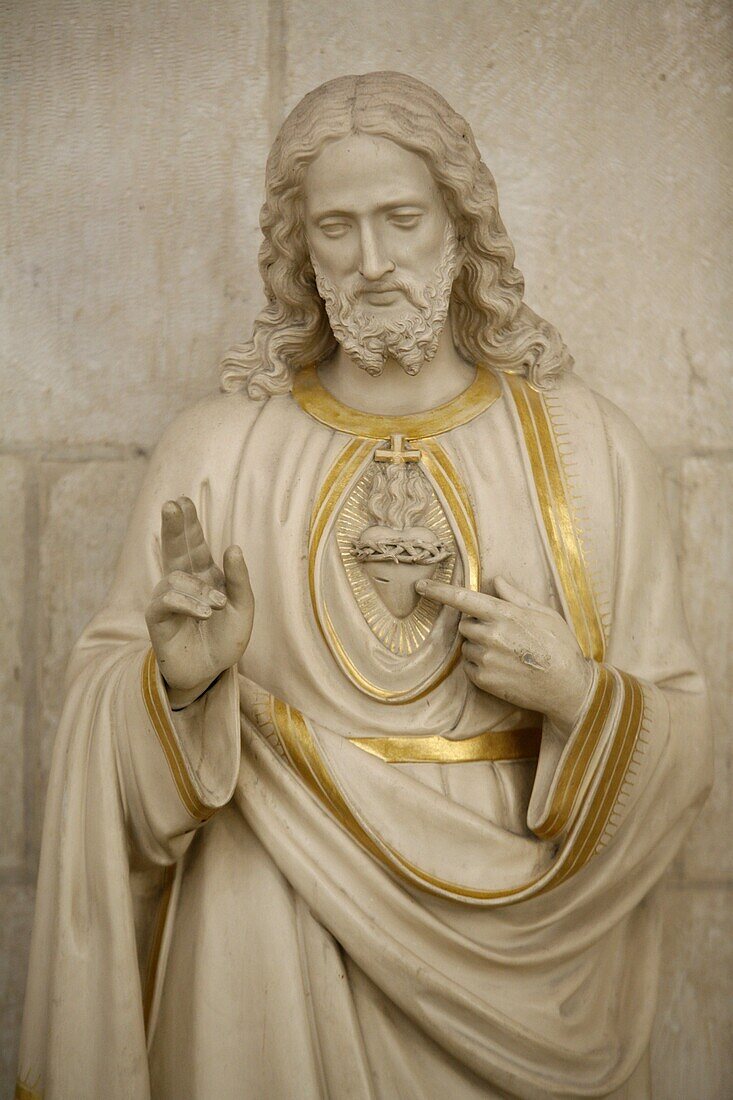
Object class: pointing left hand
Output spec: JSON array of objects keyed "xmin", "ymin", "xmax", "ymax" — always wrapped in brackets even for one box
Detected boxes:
[{"xmin": 416, "ymin": 575, "xmax": 594, "ymax": 735}]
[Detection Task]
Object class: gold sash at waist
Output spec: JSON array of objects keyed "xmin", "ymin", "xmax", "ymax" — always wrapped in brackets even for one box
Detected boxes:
[{"xmin": 348, "ymin": 725, "xmax": 542, "ymax": 764}]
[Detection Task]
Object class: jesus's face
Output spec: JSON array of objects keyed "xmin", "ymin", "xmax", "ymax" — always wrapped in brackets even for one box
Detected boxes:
[{"xmin": 304, "ymin": 134, "xmax": 460, "ymax": 375}]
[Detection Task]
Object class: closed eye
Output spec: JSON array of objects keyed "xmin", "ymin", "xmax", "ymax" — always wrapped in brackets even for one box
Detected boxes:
[
  {"xmin": 318, "ymin": 220, "xmax": 351, "ymax": 238},
  {"xmin": 389, "ymin": 213, "xmax": 421, "ymax": 229}
]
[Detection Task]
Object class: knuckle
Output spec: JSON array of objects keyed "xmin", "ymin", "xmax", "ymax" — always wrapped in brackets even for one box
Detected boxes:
[{"xmin": 474, "ymin": 668, "xmax": 490, "ymax": 688}]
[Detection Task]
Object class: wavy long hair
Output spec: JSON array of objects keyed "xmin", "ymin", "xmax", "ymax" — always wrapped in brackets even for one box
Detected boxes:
[{"xmin": 221, "ymin": 72, "xmax": 572, "ymax": 398}]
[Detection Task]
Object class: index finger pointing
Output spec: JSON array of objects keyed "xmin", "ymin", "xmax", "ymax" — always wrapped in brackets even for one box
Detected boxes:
[{"xmin": 416, "ymin": 580, "xmax": 510, "ymax": 621}]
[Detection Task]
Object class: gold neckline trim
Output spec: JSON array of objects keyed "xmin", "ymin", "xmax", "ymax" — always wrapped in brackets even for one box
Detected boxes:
[{"xmin": 292, "ymin": 364, "xmax": 501, "ymax": 439}]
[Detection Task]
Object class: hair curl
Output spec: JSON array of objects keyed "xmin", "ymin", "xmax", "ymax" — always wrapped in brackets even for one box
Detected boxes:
[{"xmin": 221, "ymin": 71, "xmax": 572, "ymax": 398}]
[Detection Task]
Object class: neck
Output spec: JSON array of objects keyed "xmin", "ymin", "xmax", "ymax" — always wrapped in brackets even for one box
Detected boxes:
[{"xmin": 316, "ymin": 318, "xmax": 476, "ymax": 415}]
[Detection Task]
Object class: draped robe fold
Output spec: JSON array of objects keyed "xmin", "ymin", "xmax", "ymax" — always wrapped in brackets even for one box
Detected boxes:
[{"xmin": 16, "ymin": 370, "xmax": 711, "ymax": 1100}]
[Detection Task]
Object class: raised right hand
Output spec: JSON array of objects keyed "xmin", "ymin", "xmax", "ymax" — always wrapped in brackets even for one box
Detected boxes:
[{"xmin": 145, "ymin": 497, "xmax": 254, "ymax": 708}]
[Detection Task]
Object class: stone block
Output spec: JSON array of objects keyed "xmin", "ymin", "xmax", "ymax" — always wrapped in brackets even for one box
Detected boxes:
[
  {"xmin": 1, "ymin": 0, "xmax": 270, "ymax": 449},
  {"xmin": 282, "ymin": 0, "xmax": 731, "ymax": 449},
  {"xmin": 0, "ymin": 458, "xmax": 26, "ymax": 871},
  {"xmin": 0, "ymin": 884, "xmax": 35, "ymax": 1096},
  {"xmin": 35, "ymin": 459, "xmax": 147, "ymax": 852},
  {"xmin": 678, "ymin": 456, "xmax": 732, "ymax": 881},
  {"xmin": 651, "ymin": 883, "xmax": 733, "ymax": 1099}
]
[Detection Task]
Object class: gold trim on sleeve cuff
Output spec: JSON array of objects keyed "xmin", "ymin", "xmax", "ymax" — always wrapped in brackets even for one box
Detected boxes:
[
  {"xmin": 141, "ymin": 649, "xmax": 217, "ymax": 822},
  {"xmin": 533, "ymin": 665, "xmax": 615, "ymax": 839},
  {"xmin": 556, "ymin": 670, "xmax": 646, "ymax": 881}
]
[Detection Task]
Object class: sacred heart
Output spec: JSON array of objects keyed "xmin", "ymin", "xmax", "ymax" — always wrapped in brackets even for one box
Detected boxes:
[
  {"xmin": 356, "ymin": 524, "xmax": 447, "ymax": 619},
  {"xmin": 361, "ymin": 561, "xmax": 438, "ymax": 619},
  {"xmin": 336, "ymin": 460, "xmax": 456, "ymax": 655}
]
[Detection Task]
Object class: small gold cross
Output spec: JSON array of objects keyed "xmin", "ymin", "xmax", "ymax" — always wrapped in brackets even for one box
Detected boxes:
[{"xmin": 374, "ymin": 433, "xmax": 421, "ymax": 463}]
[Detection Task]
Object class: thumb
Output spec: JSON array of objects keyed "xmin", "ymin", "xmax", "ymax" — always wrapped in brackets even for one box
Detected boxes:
[
  {"xmin": 493, "ymin": 576, "xmax": 551, "ymax": 614},
  {"xmin": 223, "ymin": 545, "xmax": 253, "ymax": 613}
]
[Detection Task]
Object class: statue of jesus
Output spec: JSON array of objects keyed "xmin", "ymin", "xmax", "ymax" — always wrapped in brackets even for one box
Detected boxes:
[{"xmin": 17, "ymin": 72, "xmax": 711, "ymax": 1100}]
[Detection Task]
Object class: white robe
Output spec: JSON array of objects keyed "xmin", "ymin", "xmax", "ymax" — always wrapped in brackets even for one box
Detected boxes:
[{"xmin": 16, "ymin": 369, "xmax": 711, "ymax": 1100}]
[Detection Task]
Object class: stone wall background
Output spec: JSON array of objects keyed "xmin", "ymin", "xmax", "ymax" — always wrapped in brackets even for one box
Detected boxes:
[{"xmin": 1, "ymin": 0, "xmax": 730, "ymax": 1094}]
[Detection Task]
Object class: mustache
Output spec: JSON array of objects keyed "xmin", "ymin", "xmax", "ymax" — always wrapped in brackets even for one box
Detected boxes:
[{"xmin": 343, "ymin": 277, "xmax": 426, "ymax": 309}]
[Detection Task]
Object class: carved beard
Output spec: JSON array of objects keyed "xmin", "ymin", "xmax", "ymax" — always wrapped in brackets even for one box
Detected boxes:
[{"xmin": 312, "ymin": 223, "xmax": 460, "ymax": 376}]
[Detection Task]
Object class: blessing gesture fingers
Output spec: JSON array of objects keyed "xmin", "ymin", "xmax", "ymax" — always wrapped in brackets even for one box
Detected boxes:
[
  {"xmin": 415, "ymin": 575, "xmax": 594, "ymax": 734},
  {"xmin": 145, "ymin": 497, "xmax": 254, "ymax": 708}
]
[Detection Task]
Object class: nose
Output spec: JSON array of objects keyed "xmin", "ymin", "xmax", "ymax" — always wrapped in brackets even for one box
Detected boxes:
[{"xmin": 358, "ymin": 223, "xmax": 395, "ymax": 282}]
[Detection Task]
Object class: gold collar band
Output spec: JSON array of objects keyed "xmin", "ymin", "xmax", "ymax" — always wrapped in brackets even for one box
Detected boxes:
[{"xmin": 292, "ymin": 365, "xmax": 501, "ymax": 439}]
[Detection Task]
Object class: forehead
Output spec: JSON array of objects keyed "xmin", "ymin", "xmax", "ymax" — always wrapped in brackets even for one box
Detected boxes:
[{"xmin": 303, "ymin": 134, "xmax": 442, "ymax": 216}]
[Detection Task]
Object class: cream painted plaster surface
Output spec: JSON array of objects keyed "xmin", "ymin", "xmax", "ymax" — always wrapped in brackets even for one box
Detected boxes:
[{"xmin": 1, "ymin": 1, "xmax": 730, "ymax": 1094}]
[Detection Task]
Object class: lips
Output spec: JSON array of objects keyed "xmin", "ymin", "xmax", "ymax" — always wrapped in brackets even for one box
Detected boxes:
[{"xmin": 360, "ymin": 287, "xmax": 403, "ymax": 302}]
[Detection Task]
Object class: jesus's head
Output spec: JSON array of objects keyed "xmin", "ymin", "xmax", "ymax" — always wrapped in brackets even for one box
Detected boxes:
[
  {"xmin": 221, "ymin": 72, "xmax": 572, "ymax": 397},
  {"xmin": 306, "ymin": 129, "xmax": 462, "ymax": 377}
]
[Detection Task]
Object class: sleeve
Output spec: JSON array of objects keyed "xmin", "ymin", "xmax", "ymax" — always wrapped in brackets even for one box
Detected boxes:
[
  {"xmin": 526, "ymin": 398, "xmax": 712, "ymax": 886},
  {"xmin": 66, "ymin": 393, "xmax": 251, "ymax": 865},
  {"xmin": 116, "ymin": 649, "xmax": 240, "ymax": 864}
]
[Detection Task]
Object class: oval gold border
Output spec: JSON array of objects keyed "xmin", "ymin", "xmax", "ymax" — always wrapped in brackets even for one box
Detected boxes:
[{"xmin": 309, "ymin": 438, "xmax": 481, "ymax": 704}]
